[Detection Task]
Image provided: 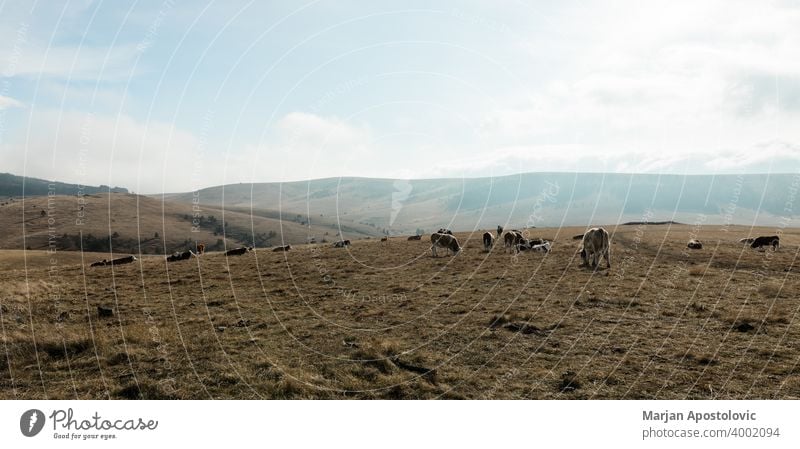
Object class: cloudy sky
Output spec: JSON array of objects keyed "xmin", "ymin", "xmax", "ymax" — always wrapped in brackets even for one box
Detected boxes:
[{"xmin": 1, "ymin": 0, "xmax": 799, "ymax": 193}]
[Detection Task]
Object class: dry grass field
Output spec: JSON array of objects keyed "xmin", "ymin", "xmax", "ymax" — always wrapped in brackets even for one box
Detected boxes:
[{"xmin": 1, "ymin": 224, "xmax": 799, "ymax": 399}]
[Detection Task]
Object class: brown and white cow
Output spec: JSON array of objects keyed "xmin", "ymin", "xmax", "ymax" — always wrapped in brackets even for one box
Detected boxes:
[
  {"xmin": 504, "ymin": 230, "xmax": 524, "ymax": 252},
  {"xmin": 579, "ymin": 227, "xmax": 610, "ymax": 269},
  {"xmin": 431, "ymin": 233, "xmax": 461, "ymax": 257}
]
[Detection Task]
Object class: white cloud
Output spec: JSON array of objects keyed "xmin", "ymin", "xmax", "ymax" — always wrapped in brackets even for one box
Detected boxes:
[
  {"xmin": 0, "ymin": 109, "xmax": 202, "ymax": 193},
  {"xmin": 0, "ymin": 95, "xmax": 23, "ymax": 109}
]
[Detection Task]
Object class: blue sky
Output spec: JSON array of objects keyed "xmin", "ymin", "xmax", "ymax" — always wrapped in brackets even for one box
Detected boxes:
[{"xmin": 1, "ymin": 0, "xmax": 799, "ymax": 193}]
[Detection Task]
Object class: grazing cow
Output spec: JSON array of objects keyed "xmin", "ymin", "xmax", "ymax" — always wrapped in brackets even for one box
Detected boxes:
[
  {"xmin": 687, "ymin": 239, "xmax": 703, "ymax": 250},
  {"xmin": 580, "ymin": 227, "xmax": 611, "ymax": 269},
  {"xmin": 333, "ymin": 240, "xmax": 351, "ymax": 248},
  {"xmin": 437, "ymin": 228, "xmax": 453, "ymax": 235},
  {"xmin": 407, "ymin": 235, "xmax": 422, "ymax": 241},
  {"xmin": 751, "ymin": 236, "xmax": 779, "ymax": 250},
  {"xmin": 503, "ymin": 230, "xmax": 522, "ymax": 251},
  {"xmin": 739, "ymin": 238, "xmax": 755, "ymax": 244},
  {"xmin": 482, "ymin": 232, "xmax": 495, "ymax": 251},
  {"xmin": 572, "ymin": 234, "xmax": 585, "ymax": 240},
  {"xmin": 496, "ymin": 225, "xmax": 504, "ymax": 237},
  {"xmin": 271, "ymin": 245, "xmax": 290, "ymax": 252},
  {"xmin": 196, "ymin": 243, "xmax": 205, "ymax": 254},
  {"xmin": 109, "ymin": 255, "xmax": 136, "ymax": 266},
  {"xmin": 226, "ymin": 246, "xmax": 253, "ymax": 256},
  {"xmin": 431, "ymin": 233, "xmax": 461, "ymax": 257}
]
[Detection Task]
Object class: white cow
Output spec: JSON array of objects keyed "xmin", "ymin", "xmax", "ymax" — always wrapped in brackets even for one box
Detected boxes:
[
  {"xmin": 431, "ymin": 233, "xmax": 461, "ymax": 257},
  {"xmin": 580, "ymin": 227, "xmax": 610, "ymax": 269}
]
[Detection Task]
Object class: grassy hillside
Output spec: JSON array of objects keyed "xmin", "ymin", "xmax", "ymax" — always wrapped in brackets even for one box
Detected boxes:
[
  {"xmin": 2, "ymin": 224, "xmax": 799, "ymax": 399},
  {"xmin": 0, "ymin": 172, "xmax": 127, "ymax": 197},
  {"xmin": 161, "ymin": 173, "xmax": 800, "ymax": 233},
  {"xmin": 0, "ymin": 193, "xmax": 381, "ymax": 254}
]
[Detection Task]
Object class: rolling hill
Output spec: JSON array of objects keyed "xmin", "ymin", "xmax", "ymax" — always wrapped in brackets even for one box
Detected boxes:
[
  {"xmin": 161, "ymin": 172, "xmax": 800, "ymax": 233},
  {"xmin": 0, "ymin": 193, "xmax": 381, "ymax": 254},
  {"xmin": 0, "ymin": 172, "xmax": 127, "ymax": 197}
]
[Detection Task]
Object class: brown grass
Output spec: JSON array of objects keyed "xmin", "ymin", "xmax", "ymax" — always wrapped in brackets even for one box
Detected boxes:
[{"xmin": 1, "ymin": 224, "xmax": 800, "ymax": 399}]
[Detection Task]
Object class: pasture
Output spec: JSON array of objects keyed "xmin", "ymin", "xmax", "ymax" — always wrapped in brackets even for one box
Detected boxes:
[{"xmin": 1, "ymin": 224, "xmax": 799, "ymax": 399}]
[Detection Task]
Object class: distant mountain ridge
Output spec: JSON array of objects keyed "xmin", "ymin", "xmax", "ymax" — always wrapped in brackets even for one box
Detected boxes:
[
  {"xmin": 160, "ymin": 172, "xmax": 800, "ymax": 232},
  {"xmin": 0, "ymin": 172, "xmax": 128, "ymax": 197}
]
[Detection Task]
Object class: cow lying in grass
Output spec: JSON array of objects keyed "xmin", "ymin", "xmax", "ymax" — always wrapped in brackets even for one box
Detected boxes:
[
  {"xmin": 227, "ymin": 246, "xmax": 254, "ymax": 255},
  {"xmin": 90, "ymin": 255, "xmax": 137, "ymax": 267},
  {"xmin": 166, "ymin": 251, "xmax": 194, "ymax": 262}
]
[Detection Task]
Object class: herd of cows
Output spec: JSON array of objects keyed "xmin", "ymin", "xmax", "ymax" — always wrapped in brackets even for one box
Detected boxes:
[{"xmin": 86, "ymin": 226, "xmax": 783, "ymax": 271}]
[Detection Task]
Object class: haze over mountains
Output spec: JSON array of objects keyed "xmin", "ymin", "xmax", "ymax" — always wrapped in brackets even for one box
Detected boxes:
[
  {"xmin": 163, "ymin": 172, "xmax": 800, "ymax": 233},
  {"xmin": 3, "ymin": 172, "xmax": 798, "ymax": 252}
]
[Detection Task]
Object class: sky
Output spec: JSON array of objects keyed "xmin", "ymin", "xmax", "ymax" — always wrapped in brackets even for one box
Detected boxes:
[{"xmin": 0, "ymin": 0, "xmax": 799, "ymax": 193}]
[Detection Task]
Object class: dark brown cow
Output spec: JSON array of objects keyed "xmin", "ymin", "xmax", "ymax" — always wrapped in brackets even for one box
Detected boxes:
[
  {"xmin": 381, "ymin": 236, "xmax": 389, "ymax": 242},
  {"xmin": 751, "ymin": 236, "xmax": 779, "ymax": 250},
  {"xmin": 90, "ymin": 259, "xmax": 108, "ymax": 267},
  {"xmin": 407, "ymin": 235, "xmax": 422, "ymax": 241},
  {"xmin": 196, "ymin": 243, "xmax": 205, "ymax": 254}
]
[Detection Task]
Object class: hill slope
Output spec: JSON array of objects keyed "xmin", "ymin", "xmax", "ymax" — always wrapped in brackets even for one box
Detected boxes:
[
  {"xmin": 0, "ymin": 172, "xmax": 127, "ymax": 197},
  {"xmin": 161, "ymin": 172, "xmax": 800, "ymax": 232},
  {"xmin": 0, "ymin": 193, "xmax": 380, "ymax": 254}
]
